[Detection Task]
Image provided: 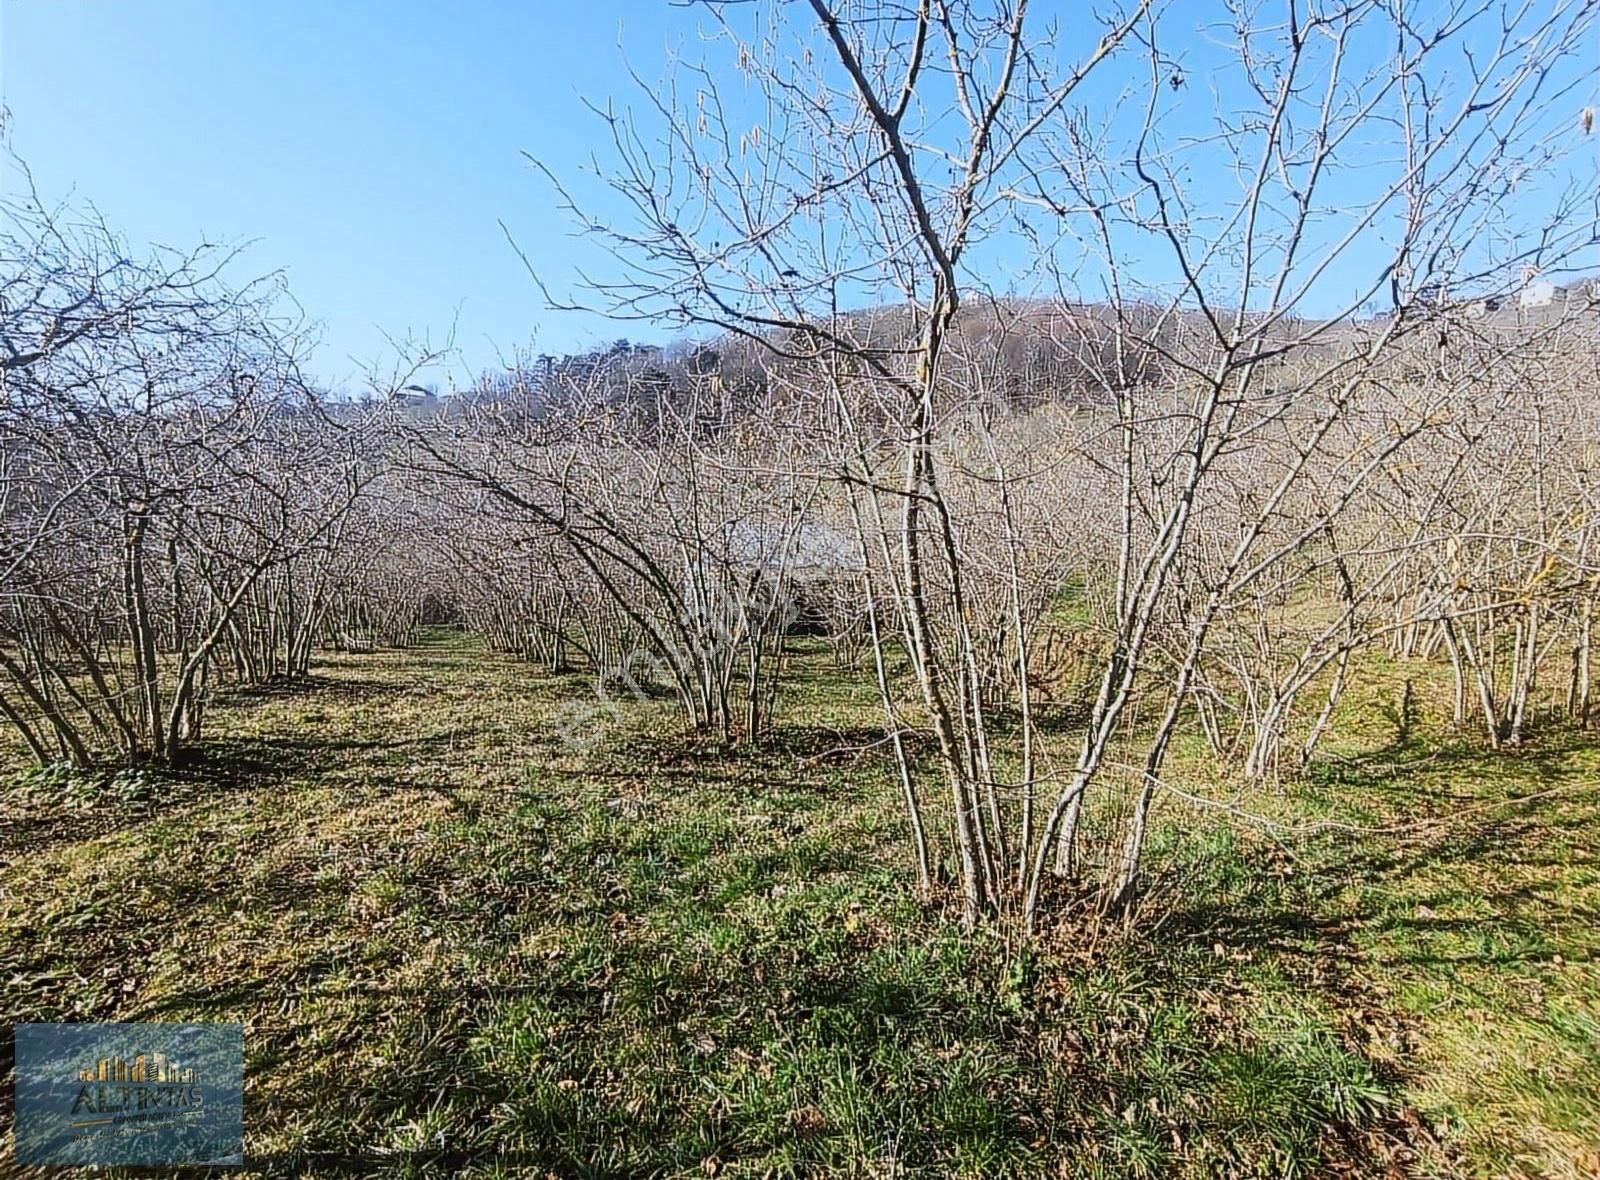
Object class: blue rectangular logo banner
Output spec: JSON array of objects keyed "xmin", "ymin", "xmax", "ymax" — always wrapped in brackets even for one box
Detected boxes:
[{"xmin": 13, "ymin": 1022, "xmax": 244, "ymax": 1167}]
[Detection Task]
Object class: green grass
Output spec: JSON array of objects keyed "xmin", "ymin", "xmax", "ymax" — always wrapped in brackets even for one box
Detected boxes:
[
  {"xmin": 1298, "ymin": 735, "xmax": 1600, "ymax": 1177},
  {"xmin": 2, "ymin": 628, "xmax": 1596, "ymax": 1177}
]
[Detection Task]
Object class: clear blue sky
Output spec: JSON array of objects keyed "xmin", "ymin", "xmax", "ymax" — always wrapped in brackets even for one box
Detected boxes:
[
  {"xmin": 3, "ymin": 2, "xmax": 1593, "ymax": 392},
  {"xmin": 0, "ymin": 1, "xmax": 707, "ymax": 390}
]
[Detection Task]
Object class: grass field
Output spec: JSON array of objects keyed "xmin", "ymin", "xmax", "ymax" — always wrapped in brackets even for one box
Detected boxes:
[{"xmin": 2, "ymin": 629, "xmax": 1596, "ymax": 1178}]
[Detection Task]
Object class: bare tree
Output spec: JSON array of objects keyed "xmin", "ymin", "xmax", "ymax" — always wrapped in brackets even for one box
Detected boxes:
[
  {"xmin": 0, "ymin": 170, "xmax": 382, "ymax": 764},
  {"xmin": 512, "ymin": 0, "xmax": 1592, "ymax": 932}
]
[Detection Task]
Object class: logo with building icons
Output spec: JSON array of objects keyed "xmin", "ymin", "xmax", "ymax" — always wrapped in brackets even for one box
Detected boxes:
[{"xmin": 13, "ymin": 1023, "xmax": 243, "ymax": 1166}]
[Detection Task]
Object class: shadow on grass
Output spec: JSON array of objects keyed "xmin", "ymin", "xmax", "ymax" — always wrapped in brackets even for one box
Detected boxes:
[
  {"xmin": 8, "ymin": 630, "xmax": 1522, "ymax": 1178},
  {"xmin": 1302, "ymin": 728, "xmax": 1598, "ymax": 959},
  {"xmin": 218, "ymin": 782, "xmax": 1426, "ymax": 1179},
  {"xmin": 0, "ymin": 730, "xmax": 485, "ymax": 865},
  {"xmin": 178, "ymin": 731, "xmax": 481, "ymax": 788},
  {"xmin": 213, "ymin": 672, "xmax": 398, "ymax": 706},
  {"xmin": 1310, "ymin": 720, "xmax": 1592, "ymax": 799}
]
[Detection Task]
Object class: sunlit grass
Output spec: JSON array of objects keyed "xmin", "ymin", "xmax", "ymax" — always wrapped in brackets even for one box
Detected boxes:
[{"xmin": 2, "ymin": 627, "xmax": 1595, "ymax": 1177}]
